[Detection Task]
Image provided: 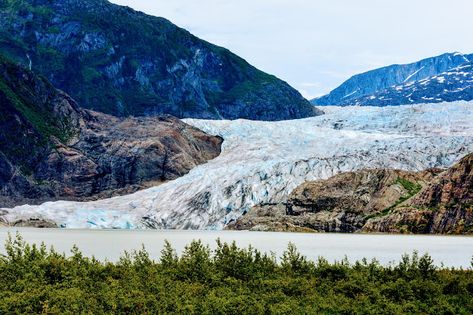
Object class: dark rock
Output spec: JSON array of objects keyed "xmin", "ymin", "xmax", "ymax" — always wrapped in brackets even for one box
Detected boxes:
[
  {"xmin": 0, "ymin": 55, "xmax": 223, "ymax": 207},
  {"xmin": 11, "ymin": 217, "xmax": 58, "ymax": 228}
]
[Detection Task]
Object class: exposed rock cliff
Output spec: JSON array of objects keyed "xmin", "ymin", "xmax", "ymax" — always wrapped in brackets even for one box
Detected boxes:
[
  {"xmin": 228, "ymin": 153, "xmax": 473, "ymax": 234},
  {"xmin": 227, "ymin": 169, "xmax": 437, "ymax": 233},
  {"xmin": 364, "ymin": 153, "xmax": 473, "ymax": 234},
  {"xmin": 0, "ymin": 0, "xmax": 320, "ymax": 120},
  {"xmin": 0, "ymin": 56, "xmax": 222, "ymax": 209}
]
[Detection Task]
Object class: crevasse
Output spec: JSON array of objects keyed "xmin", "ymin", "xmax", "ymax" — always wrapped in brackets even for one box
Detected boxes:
[{"xmin": 2, "ymin": 102, "xmax": 473, "ymax": 229}]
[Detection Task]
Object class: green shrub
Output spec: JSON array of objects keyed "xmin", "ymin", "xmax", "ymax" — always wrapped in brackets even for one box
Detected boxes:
[{"xmin": 0, "ymin": 233, "xmax": 472, "ymax": 314}]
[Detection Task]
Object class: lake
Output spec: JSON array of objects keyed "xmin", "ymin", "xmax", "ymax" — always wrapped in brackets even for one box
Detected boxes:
[{"xmin": 0, "ymin": 228, "xmax": 472, "ymax": 268}]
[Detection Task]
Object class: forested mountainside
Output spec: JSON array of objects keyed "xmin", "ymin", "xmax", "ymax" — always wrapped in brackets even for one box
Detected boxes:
[{"xmin": 0, "ymin": 0, "xmax": 320, "ymax": 120}]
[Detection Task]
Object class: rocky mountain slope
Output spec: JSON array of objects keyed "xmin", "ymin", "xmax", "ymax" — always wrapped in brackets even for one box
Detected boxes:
[
  {"xmin": 312, "ymin": 52, "xmax": 473, "ymax": 106},
  {"xmin": 344, "ymin": 63, "xmax": 473, "ymax": 106},
  {"xmin": 0, "ymin": 55, "xmax": 222, "ymax": 209},
  {"xmin": 0, "ymin": 0, "xmax": 319, "ymax": 120},
  {"xmin": 1, "ymin": 102, "xmax": 472, "ymax": 229},
  {"xmin": 364, "ymin": 153, "xmax": 473, "ymax": 234},
  {"xmin": 229, "ymin": 152, "xmax": 473, "ymax": 234}
]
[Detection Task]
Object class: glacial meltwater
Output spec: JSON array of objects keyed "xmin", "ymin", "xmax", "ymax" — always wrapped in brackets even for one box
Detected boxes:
[{"xmin": 0, "ymin": 228, "xmax": 472, "ymax": 268}]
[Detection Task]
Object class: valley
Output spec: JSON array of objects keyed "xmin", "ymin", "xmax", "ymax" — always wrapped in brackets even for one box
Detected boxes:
[
  {"xmin": 2, "ymin": 102, "xmax": 472, "ymax": 231},
  {"xmin": 0, "ymin": 0, "xmax": 472, "ymax": 313}
]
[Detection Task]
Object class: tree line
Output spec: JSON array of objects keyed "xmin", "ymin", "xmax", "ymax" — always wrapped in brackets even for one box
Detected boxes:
[{"xmin": 0, "ymin": 233, "xmax": 472, "ymax": 314}]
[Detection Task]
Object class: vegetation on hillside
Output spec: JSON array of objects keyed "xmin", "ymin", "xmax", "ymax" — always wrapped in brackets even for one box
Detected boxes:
[
  {"xmin": 0, "ymin": 54, "xmax": 78, "ymax": 143},
  {"xmin": 0, "ymin": 0, "xmax": 315, "ymax": 119},
  {"xmin": 0, "ymin": 234, "xmax": 472, "ymax": 314}
]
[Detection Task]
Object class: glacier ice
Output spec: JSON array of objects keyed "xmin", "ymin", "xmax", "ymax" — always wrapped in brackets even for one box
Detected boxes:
[{"xmin": 2, "ymin": 102, "xmax": 473, "ymax": 229}]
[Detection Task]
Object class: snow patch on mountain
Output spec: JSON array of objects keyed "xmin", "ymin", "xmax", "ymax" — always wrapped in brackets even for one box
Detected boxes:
[
  {"xmin": 349, "ymin": 63, "xmax": 473, "ymax": 106},
  {"xmin": 404, "ymin": 66, "xmax": 425, "ymax": 82},
  {"xmin": 1, "ymin": 102, "xmax": 473, "ymax": 229},
  {"xmin": 313, "ymin": 52, "xmax": 473, "ymax": 106}
]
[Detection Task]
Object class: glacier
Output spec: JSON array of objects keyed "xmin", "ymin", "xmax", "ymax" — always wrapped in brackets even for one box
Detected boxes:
[{"xmin": 1, "ymin": 102, "xmax": 473, "ymax": 229}]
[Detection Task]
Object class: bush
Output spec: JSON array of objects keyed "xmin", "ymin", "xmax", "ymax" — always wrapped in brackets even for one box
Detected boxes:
[{"xmin": 0, "ymin": 233, "xmax": 472, "ymax": 314}]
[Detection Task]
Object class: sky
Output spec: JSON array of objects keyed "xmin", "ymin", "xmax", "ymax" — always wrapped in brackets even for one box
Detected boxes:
[{"xmin": 110, "ymin": 0, "xmax": 473, "ymax": 99}]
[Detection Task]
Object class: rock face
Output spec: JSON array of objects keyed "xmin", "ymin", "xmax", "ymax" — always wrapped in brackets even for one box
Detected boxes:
[
  {"xmin": 227, "ymin": 169, "xmax": 436, "ymax": 233},
  {"xmin": 228, "ymin": 154, "xmax": 473, "ymax": 234},
  {"xmin": 312, "ymin": 52, "xmax": 473, "ymax": 106},
  {"xmin": 0, "ymin": 56, "xmax": 223, "ymax": 208},
  {"xmin": 364, "ymin": 153, "xmax": 473, "ymax": 234},
  {"xmin": 0, "ymin": 0, "xmax": 320, "ymax": 120}
]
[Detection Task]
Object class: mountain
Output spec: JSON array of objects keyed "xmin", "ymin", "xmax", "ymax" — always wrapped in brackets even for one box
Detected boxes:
[
  {"xmin": 0, "ymin": 0, "xmax": 320, "ymax": 120},
  {"xmin": 229, "ymin": 152, "xmax": 473, "ymax": 234},
  {"xmin": 342, "ymin": 62, "xmax": 473, "ymax": 106},
  {"xmin": 2, "ymin": 102, "xmax": 472, "ymax": 229},
  {"xmin": 0, "ymin": 55, "xmax": 222, "ymax": 209},
  {"xmin": 312, "ymin": 52, "xmax": 473, "ymax": 106}
]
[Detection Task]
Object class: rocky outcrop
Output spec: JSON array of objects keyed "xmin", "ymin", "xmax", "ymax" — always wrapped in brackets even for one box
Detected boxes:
[
  {"xmin": 312, "ymin": 52, "xmax": 473, "ymax": 106},
  {"xmin": 228, "ymin": 153, "xmax": 473, "ymax": 234},
  {"xmin": 0, "ymin": 0, "xmax": 320, "ymax": 120},
  {"xmin": 364, "ymin": 153, "xmax": 473, "ymax": 234},
  {"xmin": 227, "ymin": 169, "xmax": 437, "ymax": 233},
  {"xmin": 410, "ymin": 153, "xmax": 472, "ymax": 208},
  {"xmin": 286, "ymin": 169, "xmax": 437, "ymax": 216},
  {"xmin": 3, "ymin": 216, "xmax": 58, "ymax": 228},
  {"xmin": 0, "ymin": 56, "xmax": 222, "ymax": 207}
]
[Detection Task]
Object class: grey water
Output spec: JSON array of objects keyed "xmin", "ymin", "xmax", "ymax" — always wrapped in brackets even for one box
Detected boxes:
[{"xmin": 0, "ymin": 228, "xmax": 472, "ymax": 268}]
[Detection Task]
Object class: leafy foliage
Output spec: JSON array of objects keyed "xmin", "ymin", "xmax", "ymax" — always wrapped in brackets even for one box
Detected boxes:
[
  {"xmin": 0, "ymin": 233, "xmax": 472, "ymax": 314},
  {"xmin": 0, "ymin": 0, "xmax": 313, "ymax": 120},
  {"xmin": 397, "ymin": 177, "xmax": 423, "ymax": 196},
  {"xmin": 0, "ymin": 54, "xmax": 77, "ymax": 143}
]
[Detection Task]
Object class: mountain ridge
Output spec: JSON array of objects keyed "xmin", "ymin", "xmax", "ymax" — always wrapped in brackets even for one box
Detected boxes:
[
  {"xmin": 0, "ymin": 0, "xmax": 320, "ymax": 120},
  {"xmin": 312, "ymin": 52, "xmax": 473, "ymax": 106},
  {"xmin": 340, "ymin": 62, "xmax": 473, "ymax": 106}
]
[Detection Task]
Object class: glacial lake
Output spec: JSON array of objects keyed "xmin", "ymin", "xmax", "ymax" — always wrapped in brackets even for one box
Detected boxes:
[{"xmin": 0, "ymin": 228, "xmax": 472, "ymax": 268}]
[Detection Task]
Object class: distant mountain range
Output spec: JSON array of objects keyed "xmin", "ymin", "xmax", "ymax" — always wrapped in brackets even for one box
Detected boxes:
[
  {"xmin": 0, "ymin": 0, "xmax": 319, "ymax": 120},
  {"xmin": 313, "ymin": 52, "xmax": 473, "ymax": 106}
]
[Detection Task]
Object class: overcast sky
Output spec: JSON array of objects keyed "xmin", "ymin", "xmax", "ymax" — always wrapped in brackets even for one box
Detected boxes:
[{"xmin": 110, "ymin": 0, "xmax": 473, "ymax": 99}]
